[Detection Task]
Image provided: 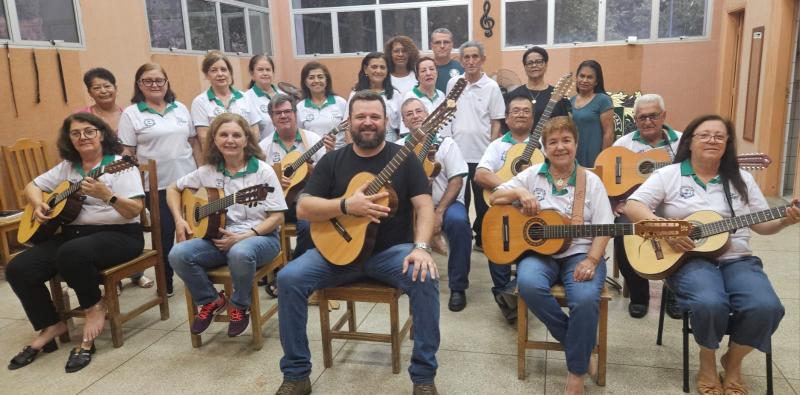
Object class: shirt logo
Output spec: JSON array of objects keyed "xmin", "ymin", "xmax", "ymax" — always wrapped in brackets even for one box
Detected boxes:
[
  {"xmin": 533, "ymin": 188, "xmax": 546, "ymax": 201},
  {"xmin": 215, "ymin": 178, "xmax": 224, "ymax": 188},
  {"xmin": 449, "ymin": 69, "xmax": 459, "ymax": 78},
  {"xmin": 143, "ymin": 119, "xmax": 156, "ymax": 127},
  {"xmin": 305, "ymin": 113, "xmax": 315, "ymax": 122},
  {"xmin": 331, "ymin": 110, "xmax": 342, "ymax": 120},
  {"xmin": 272, "ymin": 152, "xmax": 281, "ymax": 163},
  {"xmin": 680, "ymin": 186, "xmax": 695, "ymax": 199},
  {"xmin": 213, "ymin": 107, "xmax": 224, "ymax": 116},
  {"xmin": 260, "ymin": 104, "xmax": 268, "ymax": 113}
]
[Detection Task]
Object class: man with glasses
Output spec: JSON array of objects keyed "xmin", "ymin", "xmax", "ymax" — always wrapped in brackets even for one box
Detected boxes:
[
  {"xmin": 431, "ymin": 28, "xmax": 463, "ymax": 93},
  {"xmin": 505, "ymin": 46, "xmax": 571, "ymax": 128},
  {"xmin": 612, "ymin": 93, "xmax": 682, "ymax": 319}
]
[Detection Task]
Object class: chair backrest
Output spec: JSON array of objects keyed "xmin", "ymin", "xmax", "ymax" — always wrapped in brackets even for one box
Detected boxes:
[
  {"xmin": 138, "ymin": 160, "xmax": 163, "ymax": 256},
  {"xmin": 1, "ymin": 138, "xmax": 50, "ymax": 209}
]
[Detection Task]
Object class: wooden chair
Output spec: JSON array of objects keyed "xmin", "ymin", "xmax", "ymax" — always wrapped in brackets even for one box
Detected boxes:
[
  {"xmin": 318, "ymin": 279, "xmax": 413, "ymax": 374},
  {"xmin": 281, "ymin": 222, "xmax": 296, "ymax": 260},
  {"xmin": 517, "ymin": 284, "xmax": 611, "ymax": 385},
  {"xmin": 50, "ymin": 159, "xmax": 170, "ymax": 347},
  {"xmin": 2, "ymin": 138, "xmax": 50, "ymax": 209},
  {"xmin": 184, "ymin": 229, "xmax": 288, "ymax": 350}
]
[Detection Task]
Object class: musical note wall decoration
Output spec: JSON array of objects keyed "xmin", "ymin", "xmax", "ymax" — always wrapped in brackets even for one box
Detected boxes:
[{"xmin": 480, "ymin": 0, "xmax": 495, "ymax": 38}]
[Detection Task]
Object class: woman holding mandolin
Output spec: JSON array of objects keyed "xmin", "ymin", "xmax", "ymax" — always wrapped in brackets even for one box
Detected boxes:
[
  {"xmin": 6, "ymin": 113, "xmax": 145, "ymax": 373},
  {"xmin": 490, "ymin": 116, "xmax": 613, "ymax": 395},
  {"xmin": 624, "ymin": 114, "xmax": 800, "ymax": 395},
  {"xmin": 167, "ymin": 113, "xmax": 287, "ymax": 338}
]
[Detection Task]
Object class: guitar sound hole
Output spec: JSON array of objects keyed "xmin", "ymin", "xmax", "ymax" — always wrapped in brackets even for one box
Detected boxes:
[
  {"xmin": 524, "ymin": 221, "xmax": 546, "ymax": 246},
  {"xmin": 193, "ymin": 207, "xmax": 201, "ymax": 222},
  {"xmin": 513, "ymin": 159, "xmax": 530, "ymax": 174},
  {"xmin": 283, "ymin": 167, "xmax": 295, "ymax": 178},
  {"xmin": 639, "ymin": 161, "xmax": 655, "ymax": 174}
]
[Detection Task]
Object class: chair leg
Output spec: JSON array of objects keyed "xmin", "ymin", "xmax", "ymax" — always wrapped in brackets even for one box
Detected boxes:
[
  {"xmin": 155, "ymin": 260, "xmax": 170, "ymax": 320},
  {"xmin": 766, "ymin": 352, "xmax": 773, "ymax": 395},
  {"xmin": 657, "ymin": 284, "xmax": 668, "ymax": 346},
  {"xmin": 517, "ymin": 295, "xmax": 527, "ymax": 380},
  {"xmin": 597, "ymin": 298, "xmax": 608, "ymax": 386},
  {"xmin": 185, "ymin": 288, "xmax": 202, "ymax": 348},
  {"xmin": 346, "ymin": 301, "xmax": 357, "ymax": 332},
  {"xmin": 105, "ymin": 278, "xmax": 124, "ymax": 348},
  {"xmin": 682, "ymin": 313, "xmax": 690, "ymax": 393},
  {"xmin": 319, "ymin": 291, "xmax": 333, "ymax": 369},
  {"xmin": 389, "ymin": 297, "xmax": 401, "ymax": 374},
  {"xmin": 250, "ymin": 281, "xmax": 263, "ymax": 351}
]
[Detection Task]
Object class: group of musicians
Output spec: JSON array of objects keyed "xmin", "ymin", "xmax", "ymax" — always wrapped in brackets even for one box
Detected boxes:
[{"xmin": 4, "ymin": 36, "xmax": 800, "ymax": 395}]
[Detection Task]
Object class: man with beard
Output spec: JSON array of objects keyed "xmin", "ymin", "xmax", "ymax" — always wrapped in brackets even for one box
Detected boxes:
[{"xmin": 274, "ymin": 91, "xmax": 441, "ymax": 395}]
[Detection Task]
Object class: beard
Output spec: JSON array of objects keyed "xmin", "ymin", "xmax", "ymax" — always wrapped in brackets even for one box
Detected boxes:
[{"xmin": 351, "ymin": 125, "xmax": 386, "ymax": 149}]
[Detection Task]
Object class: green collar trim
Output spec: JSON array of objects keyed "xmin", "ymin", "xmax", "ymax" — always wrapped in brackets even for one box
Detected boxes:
[
  {"xmin": 273, "ymin": 130, "xmax": 304, "ymax": 153},
  {"xmin": 207, "ymin": 87, "xmax": 244, "ymax": 108},
  {"xmin": 680, "ymin": 159, "xmax": 720, "ymax": 190},
  {"xmin": 303, "ymin": 95, "xmax": 335, "ymax": 110},
  {"xmin": 631, "ymin": 124, "xmax": 679, "ymax": 147},
  {"xmin": 253, "ymin": 84, "xmax": 280, "ymax": 99},
  {"xmin": 217, "ymin": 156, "xmax": 259, "ymax": 179},
  {"xmin": 412, "ymin": 86, "xmax": 439, "ymax": 102},
  {"xmin": 500, "ymin": 131, "xmax": 529, "ymax": 144},
  {"xmin": 137, "ymin": 101, "xmax": 177, "ymax": 116},
  {"xmin": 75, "ymin": 154, "xmax": 115, "ymax": 176},
  {"xmin": 538, "ymin": 160, "xmax": 578, "ymax": 196}
]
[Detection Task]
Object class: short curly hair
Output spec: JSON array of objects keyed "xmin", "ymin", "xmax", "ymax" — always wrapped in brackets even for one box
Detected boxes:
[{"xmin": 57, "ymin": 113, "xmax": 123, "ymax": 164}]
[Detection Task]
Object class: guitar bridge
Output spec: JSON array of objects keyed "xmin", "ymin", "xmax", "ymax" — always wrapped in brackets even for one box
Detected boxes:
[
  {"xmin": 615, "ymin": 156, "xmax": 622, "ymax": 185},
  {"xmin": 650, "ymin": 239, "xmax": 664, "ymax": 260},
  {"xmin": 330, "ymin": 218, "xmax": 352, "ymax": 242},
  {"xmin": 502, "ymin": 215, "xmax": 509, "ymax": 252}
]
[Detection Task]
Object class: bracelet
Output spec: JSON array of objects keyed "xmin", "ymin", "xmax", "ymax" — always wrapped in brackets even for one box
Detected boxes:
[
  {"xmin": 250, "ymin": 227, "xmax": 260, "ymax": 237},
  {"xmin": 340, "ymin": 198, "xmax": 348, "ymax": 214}
]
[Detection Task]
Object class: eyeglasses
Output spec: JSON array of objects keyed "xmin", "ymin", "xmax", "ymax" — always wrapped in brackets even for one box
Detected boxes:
[
  {"xmin": 139, "ymin": 78, "xmax": 167, "ymax": 87},
  {"xmin": 694, "ymin": 133, "xmax": 728, "ymax": 143},
  {"xmin": 69, "ymin": 127, "xmax": 99, "ymax": 140},
  {"xmin": 431, "ymin": 40, "xmax": 452, "ymax": 46},
  {"xmin": 635, "ymin": 112, "xmax": 662, "ymax": 122},
  {"xmin": 271, "ymin": 109, "xmax": 294, "ymax": 117},
  {"xmin": 524, "ymin": 59, "xmax": 546, "ymax": 67},
  {"xmin": 509, "ymin": 108, "xmax": 532, "ymax": 116}
]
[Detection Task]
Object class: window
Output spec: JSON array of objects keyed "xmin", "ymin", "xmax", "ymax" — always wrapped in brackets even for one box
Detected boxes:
[
  {"xmin": 503, "ymin": 0, "xmax": 709, "ymax": 48},
  {"xmin": 146, "ymin": 0, "xmax": 272, "ymax": 55},
  {"xmin": 291, "ymin": 1, "xmax": 471, "ymax": 56},
  {"xmin": 0, "ymin": 0, "xmax": 82, "ymax": 45}
]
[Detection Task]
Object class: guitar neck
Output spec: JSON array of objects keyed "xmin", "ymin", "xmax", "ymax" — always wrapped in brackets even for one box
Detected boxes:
[
  {"xmin": 52, "ymin": 166, "xmax": 107, "ymax": 205},
  {"xmin": 196, "ymin": 193, "xmax": 237, "ymax": 220},
  {"xmin": 289, "ymin": 138, "xmax": 325, "ymax": 171},
  {"xmin": 694, "ymin": 204, "xmax": 793, "ymax": 239},
  {"xmin": 415, "ymin": 132, "xmax": 438, "ymax": 162},
  {"xmin": 366, "ymin": 134, "xmax": 422, "ymax": 195},
  {"xmin": 522, "ymin": 95, "xmax": 560, "ymax": 161},
  {"xmin": 535, "ymin": 223, "xmax": 635, "ymax": 239}
]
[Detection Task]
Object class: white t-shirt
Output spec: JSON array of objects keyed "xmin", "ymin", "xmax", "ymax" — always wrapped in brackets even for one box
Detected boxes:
[
  {"xmin": 33, "ymin": 155, "xmax": 144, "ymax": 225},
  {"xmin": 446, "ymin": 73, "xmax": 506, "ymax": 163},
  {"xmin": 477, "ymin": 131, "xmax": 530, "ymax": 173},
  {"xmin": 258, "ymin": 129, "xmax": 326, "ymax": 166},
  {"xmin": 613, "ymin": 126, "xmax": 682, "ymax": 159},
  {"xmin": 399, "ymin": 87, "xmax": 449, "ymax": 137},
  {"xmin": 296, "ymin": 95, "xmax": 347, "ymax": 147},
  {"xmin": 391, "ymin": 72, "xmax": 418, "ymax": 97},
  {"xmin": 627, "ymin": 161, "xmax": 769, "ymax": 261},
  {"xmin": 497, "ymin": 162, "xmax": 614, "ymax": 258},
  {"xmin": 175, "ymin": 157, "xmax": 288, "ymax": 234},
  {"xmin": 346, "ymin": 89, "xmax": 402, "ymax": 134},
  {"xmin": 244, "ymin": 84, "xmax": 283, "ymax": 140},
  {"xmin": 394, "ymin": 134, "xmax": 468, "ymax": 205},
  {"xmin": 191, "ymin": 88, "xmax": 261, "ymax": 129},
  {"xmin": 118, "ymin": 101, "xmax": 197, "ymax": 191}
]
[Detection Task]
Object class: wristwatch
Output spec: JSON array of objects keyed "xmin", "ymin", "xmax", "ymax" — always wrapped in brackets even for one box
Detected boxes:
[
  {"xmin": 107, "ymin": 195, "xmax": 118, "ymax": 205},
  {"xmin": 413, "ymin": 242, "xmax": 432, "ymax": 254}
]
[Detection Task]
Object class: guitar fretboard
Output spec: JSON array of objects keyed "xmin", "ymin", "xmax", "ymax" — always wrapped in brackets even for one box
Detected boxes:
[
  {"xmin": 522, "ymin": 95, "xmax": 559, "ymax": 161},
  {"xmin": 196, "ymin": 193, "xmax": 238, "ymax": 221},
  {"xmin": 52, "ymin": 166, "xmax": 105, "ymax": 205},
  {"xmin": 529, "ymin": 223, "xmax": 635, "ymax": 239},
  {"xmin": 288, "ymin": 122, "xmax": 347, "ymax": 172},
  {"xmin": 694, "ymin": 204, "xmax": 793, "ymax": 239}
]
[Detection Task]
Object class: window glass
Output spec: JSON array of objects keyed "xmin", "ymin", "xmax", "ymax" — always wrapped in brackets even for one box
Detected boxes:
[
  {"xmin": 238, "ymin": 0, "xmax": 269, "ymax": 6},
  {"xmin": 293, "ymin": 0, "xmax": 375, "ymax": 7},
  {"xmin": 0, "ymin": 2, "xmax": 9, "ymax": 39},
  {"xmin": 505, "ymin": 0, "xmax": 547, "ymax": 46},
  {"xmin": 382, "ymin": 9, "xmax": 420, "ymax": 48},
  {"xmin": 249, "ymin": 10, "xmax": 272, "ymax": 55},
  {"xmin": 221, "ymin": 4, "xmax": 248, "ymax": 53},
  {"xmin": 294, "ymin": 13, "xmax": 333, "ymax": 55},
  {"xmin": 17, "ymin": 0, "xmax": 79, "ymax": 42},
  {"xmin": 427, "ymin": 5, "xmax": 469, "ymax": 48},
  {"xmin": 187, "ymin": 0, "xmax": 220, "ymax": 51},
  {"xmin": 339, "ymin": 11, "xmax": 377, "ymax": 53},
  {"xmin": 554, "ymin": 0, "xmax": 598, "ymax": 44},
  {"xmin": 147, "ymin": 0, "xmax": 186, "ymax": 49},
  {"xmin": 606, "ymin": 0, "xmax": 651, "ymax": 41},
  {"xmin": 659, "ymin": 0, "xmax": 706, "ymax": 38}
]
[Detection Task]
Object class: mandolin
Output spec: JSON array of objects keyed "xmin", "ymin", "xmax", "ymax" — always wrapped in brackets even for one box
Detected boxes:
[
  {"xmin": 625, "ymin": 202, "xmax": 798, "ymax": 280},
  {"xmin": 593, "ymin": 148, "xmax": 772, "ymax": 197},
  {"xmin": 18, "ymin": 156, "xmax": 139, "ymax": 244},
  {"xmin": 273, "ymin": 120, "xmax": 350, "ymax": 204},
  {"xmin": 484, "ymin": 73, "xmax": 573, "ymax": 206},
  {"xmin": 310, "ymin": 78, "xmax": 467, "ymax": 265},
  {"xmin": 181, "ymin": 183, "xmax": 274, "ymax": 240},
  {"xmin": 482, "ymin": 205, "xmax": 691, "ymax": 264}
]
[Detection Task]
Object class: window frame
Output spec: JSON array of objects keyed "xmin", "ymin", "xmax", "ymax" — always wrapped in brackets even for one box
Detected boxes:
[
  {"xmin": 0, "ymin": 0, "xmax": 85, "ymax": 48},
  {"xmin": 145, "ymin": 0, "xmax": 273, "ymax": 56},
  {"xmin": 290, "ymin": 0, "xmax": 472, "ymax": 58},
  {"xmin": 501, "ymin": 0, "xmax": 714, "ymax": 51}
]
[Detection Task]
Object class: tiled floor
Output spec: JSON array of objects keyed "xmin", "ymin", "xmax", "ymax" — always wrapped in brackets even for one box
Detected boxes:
[{"xmin": 0, "ymin": 200, "xmax": 798, "ymax": 394}]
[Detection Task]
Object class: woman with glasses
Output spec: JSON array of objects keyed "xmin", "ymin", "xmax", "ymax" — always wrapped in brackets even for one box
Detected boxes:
[
  {"xmin": 6, "ymin": 113, "xmax": 145, "ymax": 373},
  {"xmin": 118, "ymin": 63, "xmax": 202, "ymax": 297},
  {"xmin": 244, "ymin": 54, "xmax": 283, "ymax": 140},
  {"xmin": 570, "ymin": 60, "xmax": 614, "ymax": 167},
  {"xmin": 624, "ymin": 114, "xmax": 800, "ymax": 395},
  {"xmin": 296, "ymin": 61, "xmax": 346, "ymax": 149},
  {"xmin": 505, "ymin": 47, "xmax": 571, "ymax": 129}
]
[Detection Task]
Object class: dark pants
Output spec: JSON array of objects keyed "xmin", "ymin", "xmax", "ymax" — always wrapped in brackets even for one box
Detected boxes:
[
  {"xmin": 5, "ymin": 224, "xmax": 144, "ymax": 330},
  {"xmin": 614, "ymin": 215, "xmax": 650, "ymax": 304},
  {"xmin": 464, "ymin": 163, "xmax": 488, "ymax": 246},
  {"xmin": 148, "ymin": 189, "xmax": 176, "ymax": 291}
]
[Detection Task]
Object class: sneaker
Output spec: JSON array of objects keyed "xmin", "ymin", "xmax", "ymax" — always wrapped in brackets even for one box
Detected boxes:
[
  {"xmin": 274, "ymin": 377, "xmax": 311, "ymax": 395},
  {"xmin": 666, "ymin": 292, "xmax": 682, "ymax": 320},
  {"xmin": 228, "ymin": 306, "xmax": 250, "ymax": 337},
  {"xmin": 413, "ymin": 383, "xmax": 439, "ymax": 395},
  {"xmin": 190, "ymin": 292, "xmax": 227, "ymax": 334}
]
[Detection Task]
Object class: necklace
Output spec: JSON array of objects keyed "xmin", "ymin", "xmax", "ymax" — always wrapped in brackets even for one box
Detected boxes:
[
  {"xmin": 551, "ymin": 166, "xmax": 574, "ymax": 189},
  {"xmin": 528, "ymin": 88, "xmax": 545, "ymax": 105}
]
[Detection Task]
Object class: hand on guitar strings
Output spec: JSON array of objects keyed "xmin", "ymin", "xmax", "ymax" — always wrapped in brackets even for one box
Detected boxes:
[
  {"xmin": 573, "ymin": 258, "xmax": 597, "ymax": 282},
  {"xmin": 80, "ymin": 177, "xmax": 113, "ymax": 202},
  {"xmin": 280, "ymin": 175, "xmax": 292, "ymax": 189},
  {"xmin": 345, "ymin": 183, "xmax": 390, "ymax": 223},
  {"xmin": 323, "ymin": 135, "xmax": 336, "ymax": 152},
  {"xmin": 403, "ymin": 248, "xmax": 439, "ymax": 282},
  {"xmin": 33, "ymin": 201, "xmax": 52, "ymax": 223},
  {"xmin": 213, "ymin": 228, "xmax": 249, "ymax": 251},
  {"xmin": 783, "ymin": 198, "xmax": 800, "ymax": 226},
  {"xmin": 174, "ymin": 218, "xmax": 194, "ymax": 242}
]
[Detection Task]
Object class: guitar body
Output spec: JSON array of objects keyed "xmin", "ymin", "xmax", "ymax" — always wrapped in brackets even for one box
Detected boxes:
[
  {"xmin": 481, "ymin": 206, "xmax": 570, "ymax": 264},
  {"xmin": 592, "ymin": 147, "xmax": 670, "ymax": 197},
  {"xmin": 413, "ymin": 140, "xmax": 442, "ymax": 178},
  {"xmin": 273, "ymin": 150, "xmax": 310, "ymax": 204},
  {"xmin": 18, "ymin": 181, "xmax": 84, "ymax": 244},
  {"xmin": 181, "ymin": 187, "xmax": 226, "ymax": 240},
  {"xmin": 625, "ymin": 210, "xmax": 729, "ymax": 280},
  {"xmin": 310, "ymin": 172, "xmax": 399, "ymax": 265},
  {"xmin": 484, "ymin": 143, "xmax": 546, "ymax": 205}
]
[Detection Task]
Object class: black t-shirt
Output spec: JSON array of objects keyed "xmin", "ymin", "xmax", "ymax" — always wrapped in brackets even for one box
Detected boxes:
[
  {"xmin": 303, "ymin": 142, "xmax": 431, "ymax": 253},
  {"xmin": 505, "ymin": 85, "xmax": 572, "ymax": 129}
]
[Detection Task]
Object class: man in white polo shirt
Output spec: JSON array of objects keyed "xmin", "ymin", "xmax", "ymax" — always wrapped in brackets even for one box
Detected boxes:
[{"xmin": 447, "ymin": 40, "xmax": 505, "ymax": 251}]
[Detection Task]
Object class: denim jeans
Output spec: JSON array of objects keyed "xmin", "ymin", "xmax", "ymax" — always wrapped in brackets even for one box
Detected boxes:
[
  {"xmin": 517, "ymin": 252, "xmax": 606, "ymax": 375},
  {"xmin": 168, "ymin": 233, "xmax": 281, "ymax": 309},
  {"xmin": 666, "ymin": 255, "xmax": 784, "ymax": 353},
  {"xmin": 277, "ymin": 244, "xmax": 440, "ymax": 384},
  {"xmin": 464, "ymin": 163, "xmax": 488, "ymax": 246},
  {"xmin": 441, "ymin": 202, "xmax": 472, "ymax": 291}
]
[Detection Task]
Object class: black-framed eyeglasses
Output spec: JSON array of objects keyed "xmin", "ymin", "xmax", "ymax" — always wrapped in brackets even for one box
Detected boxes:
[
  {"xmin": 635, "ymin": 112, "xmax": 662, "ymax": 123},
  {"xmin": 69, "ymin": 127, "xmax": 99, "ymax": 140},
  {"xmin": 524, "ymin": 59, "xmax": 546, "ymax": 67},
  {"xmin": 694, "ymin": 133, "xmax": 728, "ymax": 143},
  {"xmin": 271, "ymin": 109, "xmax": 295, "ymax": 117},
  {"xmin": 140, "ymin": 78, "xmax": 168, "ymax": 87}
]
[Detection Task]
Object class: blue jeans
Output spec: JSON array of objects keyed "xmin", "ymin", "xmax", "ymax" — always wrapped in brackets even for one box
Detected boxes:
[
  {"xmin": 277, "ymin": 244, "xmax": 440, "ymax": 384},
  {"xmin": 168, "ymin": 233, "xmax": 281, "ymax": 309},
  {"xmin": 441, "ymin": 202, "xmax": 472, "ymax": 291},
  {"xmin": 666, "ymin": 256, "xmax": 784, "ymax": 353},
  {"xmin": 517, "ymin": 253, "xmax": 606, "ymax": 375}
]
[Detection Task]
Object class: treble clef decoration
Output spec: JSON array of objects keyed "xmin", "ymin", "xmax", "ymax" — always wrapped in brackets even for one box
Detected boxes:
[{"xmin": 480, "ymin": 0, "xmax": 495, "ymax": 38}]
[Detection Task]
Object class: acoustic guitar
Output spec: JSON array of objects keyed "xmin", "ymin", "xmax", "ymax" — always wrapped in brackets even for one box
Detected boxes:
[
  {"xmin": 625, "ymin": 202, "xmax": 798, "ymax": 280},
  {"xmin": 18, "ymin": 156, "xmax": 139, "ymax": 244},
  {"xmin": 181, "ymin": 184, "xmax": 274, "ymax": 240},
  {"xmin": 310, "ymin": 78, "xmax": 467, "ymax": 265},
  {"xmin": 593, "ymin": 148, "xmax": 772, "ymax": 197},
  {"xmin": 483, "ymin": 73, "xmax": 573, "ymax": 205},
  {"xmin": 413, "ymin": 130, "xmax": 442, "ymax": 178},
  {"xmin": 273, "ymin": 120, "xmax": 350, "ymax": 204},
  {"xmin": 482, "ymin": 205, "xmax": 691, "ymax": 264}
]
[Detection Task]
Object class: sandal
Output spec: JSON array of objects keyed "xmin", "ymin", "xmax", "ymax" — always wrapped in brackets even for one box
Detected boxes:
[
  {"xmin": 135, "ymin": 275, "xmax": 154, "ymax": 288},
  {"xmin": 696, "ymin": 375, "xmax": 724, "ymax": 395},
  {"xmin": 65, "ymin": 343, "xmax": 96, "ymax": 373},
  {"xmin": 720, "ymin": 373, "xmax": 748, "ymax": 395},
  {"xmin": 265, "ymin": 281, "xmax": 278, "ymax": 298},
  {"xmin": 8, "ymin": 339, "xmax": 58, "ymax": 370}
]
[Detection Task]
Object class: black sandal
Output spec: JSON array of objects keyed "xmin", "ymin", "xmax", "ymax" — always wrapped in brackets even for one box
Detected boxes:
[
  {"xmin": 8, "ymin": 339, "xmax": 58, "ymax": 370},
  {"xmin": 265, "ymin": 281, "xmax": 278, "ymax": 298},
  {"xmin": 65, "ymin": 343, "xmax": 95, "ymax": 373}
]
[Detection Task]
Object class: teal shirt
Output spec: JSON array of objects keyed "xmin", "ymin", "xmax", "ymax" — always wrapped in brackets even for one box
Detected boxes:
[{"xmin": 570, "ymin": 93, "xmax": 613, "ymax": 167}]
